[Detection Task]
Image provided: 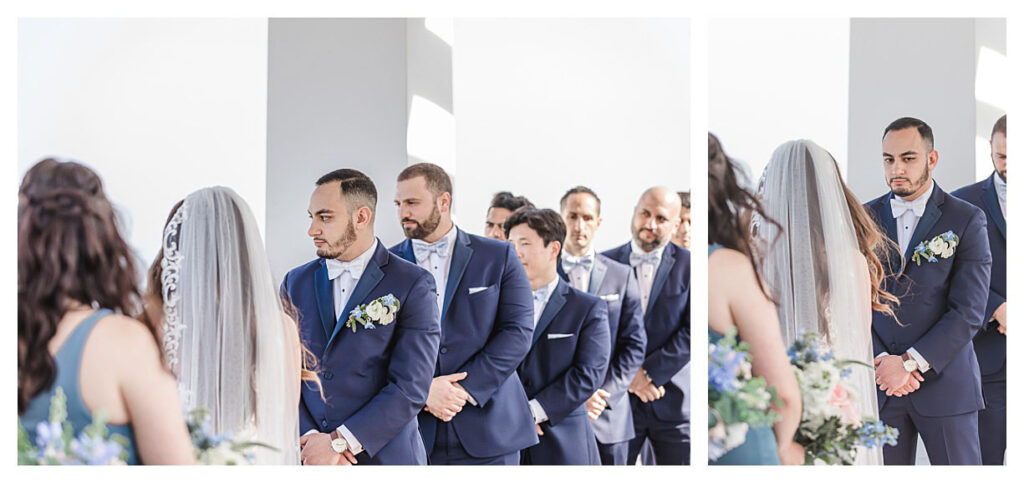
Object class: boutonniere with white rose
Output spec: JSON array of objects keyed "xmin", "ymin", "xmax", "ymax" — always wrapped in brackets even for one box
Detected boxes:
[
  {"xmin": 911, "ymin": 231, "xmax": 959, "ymax": 266},
  {"xmin": 345, "ymin": 294, "xmax": 400, "ymax": 332}
]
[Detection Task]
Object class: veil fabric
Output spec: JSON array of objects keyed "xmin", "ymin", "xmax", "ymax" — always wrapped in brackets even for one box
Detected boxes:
[
  {"xmin": 161, "ymin": 186, "xmax": 300, "ymax": 464},
  {"xmin": 756, "ymin": 140, "xmax": 883, "ymax": 465}
]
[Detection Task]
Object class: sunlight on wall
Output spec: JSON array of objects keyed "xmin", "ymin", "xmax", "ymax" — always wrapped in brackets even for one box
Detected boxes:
[{"xmin": 975, "ymin": 46, "xmax": 1007, "ymax": 182}]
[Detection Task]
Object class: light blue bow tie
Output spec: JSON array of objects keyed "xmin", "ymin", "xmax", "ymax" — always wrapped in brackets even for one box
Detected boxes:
[
  {"xmin": 562, "ymin": 254, "xmax": 594, "ymax": 273},
  {"xmin": 325, "ymin": 258, "xmax": 360, "ymax": 280},
  {"xmin": 890, "ymin": 197, "xmax": 926, "ymax": 218},
  {"xmin": 412, "ymin": 237, "xmax": 450, "ymax": 262},
  {"xmin": 532, "ymin": 286, "xmax": 550, "ymax": 303},
  {"xmin": 629, "ymin": 250, "xmax": 660, "ymax": 268}
]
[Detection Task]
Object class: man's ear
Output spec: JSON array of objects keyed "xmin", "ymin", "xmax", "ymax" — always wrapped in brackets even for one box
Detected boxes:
[
  {"xmin": 927, "ymin": 149, "xmax": 939, "ymax": 169},
  {"xmin": 355, "ymin": 206, "xmax": 373, "ymax": 229},
  {"xmin": 439, "ymin": 192, "xmax": 452, "ymax": 213}
]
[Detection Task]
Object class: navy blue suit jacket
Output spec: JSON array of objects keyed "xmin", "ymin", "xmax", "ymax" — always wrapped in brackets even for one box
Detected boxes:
[
  {"xmin": 865, "ymin": 183, "xmax": 991, "ymax": 417},
  {"xmin": 281, "ymin": 240, "xmax": 441, "ymax": 464},
  {"xmin": 952, "ymin": 173, "xmax": 1006, "ymax": 382},
  {"xmin": 391, "ymin": 228, "xmax": 539, "ymax": 458},
  {"xmin": 519, "ymin": 278, "xmax": 611, "ymax": 464},
  {"xmin": 558, "ymin": 253, "xmax": 646, "ymax": 444},
  {"xmin": 602, "ymin": 242, "xmax": 691, "ymax": 424}
]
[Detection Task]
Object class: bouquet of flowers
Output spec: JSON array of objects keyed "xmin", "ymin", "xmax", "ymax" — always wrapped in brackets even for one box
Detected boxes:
[
  {"xmin": 708, "ymin": 328, "xmax": 781, "ymax": 461},
  {"xmin": 17, "ymin": 387, "xmax": 131, "ymax": 465},
  {"xmin": 788, "ymin": 332, "xmax": 899, "ymax": 464},
  {"xmin": 185, "ymin": 407, "xmax": 276, "ymax": 465}
]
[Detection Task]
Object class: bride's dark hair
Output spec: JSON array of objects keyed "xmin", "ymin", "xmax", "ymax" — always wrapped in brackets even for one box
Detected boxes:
[
  {"xmin": 708, "ymin": 133, "xmax": 780, "ymax": 298},
  {"xmin": 18, "ymin": 159, "xmax": 154, "ymax": 414}
]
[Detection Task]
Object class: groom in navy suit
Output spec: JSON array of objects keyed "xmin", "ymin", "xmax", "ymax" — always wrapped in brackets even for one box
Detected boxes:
[
  {"xmin": 865, "ymin": 117, "xmax": 991, "ymax": 465},
  {"xmin": 952, "ymin": 114, "xmax": 1007, "ymax": 465},
  {"xmin": 506, "ymin": 208, "xmax": 611, "ymax": 465},
  {"xmin": 390, "ymin": 163, "xmax": 538, "ymax": 465},
  {"xmin": 557, "ymin": 186, "xmax": 647, "ymax": 465},
  {"xmin": 603, "ymin": 187, "xmax": 691, "ymax": 465},
  {"xmin": 283, "ymin": 169, "xmax": 441, "ymax": 465}
]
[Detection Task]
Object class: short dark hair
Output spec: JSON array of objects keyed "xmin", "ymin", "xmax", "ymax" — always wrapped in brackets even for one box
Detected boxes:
[
  {"xmin": 883, "ymin": 117, "xmax": 934, "ymax": 151},
  {"xmin": 503, "ymin": 208, "xmax": 566, "ymax": 249},
  {"xmin": 677, "ymin": 191, "xmax": 691, "ymax": 209},
  {"xmin": 992, "ymin": 114, "xmax": 1006, "ymax": 140},
  {"xmin": 559, "ymin": 186, "xmax": 601, "ymax": 215},
  {"xmin": 398, "ymin": 162, "xmax": 453, "ymax": 199},
  {"xmin": 489, "ymin": 191, "xmax": 535, "ymax": 212},
  {"xmin": 316, "ymin": 168, "xmax": 378, "ymax": 216}
]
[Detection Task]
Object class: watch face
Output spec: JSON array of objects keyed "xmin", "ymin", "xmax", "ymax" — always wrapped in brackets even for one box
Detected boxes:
[
  {"xmin": 331, "ymin": 438, "xmax": 347, "ymax": 453},
  {"xmin": 903, "ymin": 359, "xmax": 918, "ymax": 372}
]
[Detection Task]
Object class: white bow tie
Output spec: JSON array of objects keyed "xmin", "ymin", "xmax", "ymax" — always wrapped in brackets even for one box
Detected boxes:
[
  {"xmin": 326, "ymin": 258, "xmax": 361, "ymax": 280},
  {"xmin": 890, "ymin": 197, "xmax": 926, "ymax": 218}
]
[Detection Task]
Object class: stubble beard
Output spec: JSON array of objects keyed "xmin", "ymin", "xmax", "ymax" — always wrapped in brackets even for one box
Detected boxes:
[
  {"xmin": 403, "ymin": 205, "xmax": 442, "ymax": 240},
  {"xmin": 317, "ymin": 221, "xmax": 358, "ymax": 259}
]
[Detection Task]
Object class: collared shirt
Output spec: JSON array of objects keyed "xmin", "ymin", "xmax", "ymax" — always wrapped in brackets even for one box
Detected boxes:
[
  {"xmin": 630, "ymin": 239, "xmax": 666, "ymax": 315},
  {"xmin": 891, "ymin": 180, "xmax": 935, "ymax": 256},
  {"xmin": 528, "ymin": 274, "xmax": 561, "ymax": 424},
  {"xmin": 561, "ymin": 249, "xmax": 596, "ymax": 293},
  {"xmin": 994, "ymin": 172, "xmax": 1007, "ymax": 217},
  {"xmin": 412, "ymin": 224, "xmax": 458, "ymax": 316}
]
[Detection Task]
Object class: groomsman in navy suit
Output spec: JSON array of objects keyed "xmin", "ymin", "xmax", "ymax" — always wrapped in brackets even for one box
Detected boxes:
[
  {"xmin": 603, "ymin": 187, "xmax": 691, "ymax": 465},
  {"xmin": 505, "ymin": 208, "xmax": 611, "ymax": 465},
  {"xmin": 952, "ymin": 114, "xmax": 1007, "ymax": 465},
  {"xmin": 282, "ymin": 169, "xmax": 441, "ymax": 465},
  {"xmin": 390, "ymin": 163, "xmax": 538, "ymax": 464},
  {"xmin": 865, "ymin": 117, "xmax": 991, "ymax": 465},
  {"xmin": 557, "ymin": 186, "xmax": 647, "ymax": 465},
  {"xmin": 484, "ymin": 191, "xmax": 535, "ymax": 241}
]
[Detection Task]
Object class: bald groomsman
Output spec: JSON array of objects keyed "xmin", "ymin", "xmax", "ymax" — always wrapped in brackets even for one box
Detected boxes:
[
  {"xmin": 602, "ymin": 187, "xmax": 691, "ymax": 465},
  {"xmin": 557, "ymin": 186, "xmax": 647, "ymax": 465},
  {"xmin": 952, "ymin": 114, "xmax": 1007, "ymax": 465},
  {"xmin": 484, "ymin": 191, "xmax": 535, "ymax": 241}
]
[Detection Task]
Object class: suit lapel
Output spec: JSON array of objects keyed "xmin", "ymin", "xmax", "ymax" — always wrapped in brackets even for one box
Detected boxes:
[
  {"xmin": 646, "ymin": 245, "xmax": 675, "ymax": 319},
  {"xmin": 532, "ymin": 282, "xmax": 567, "ymax": 345},
  {"xmin": 983, "ymin": 174, "xmax": 1007, "ymax": 240},
  {"xmin": 903, "ymin": 186, "xmax": 943, "ymax": 265},
  {"xmin": 442, "ymin": 229, "xmax": 473, "ymax": 320},
  {"xmin": 326, "ymin": 244, "xmax": 387, "ymax": 349},
  {"xmin": 313, "ymin": 262, "xmax": 336, "ymax": 337},
  {"xmin": 589, "ymin": 256, "xmax": 608, "ymax": 296},
  {"xmin": 872, "ymin": 196, "xmax": 903, "ymax": 275}
]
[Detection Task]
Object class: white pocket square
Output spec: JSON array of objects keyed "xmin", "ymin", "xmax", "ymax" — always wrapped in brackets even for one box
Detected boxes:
[
  {"xmin": 547, "ymin": 333, "xmax": 574, "ymax": 340},
  {"xmin": 468, "ymin": 286, "xmax": 490, "ymax": 295},
  {"xmin": 599, "ymin": 293, "xmax": 620, "ymax": 301}
]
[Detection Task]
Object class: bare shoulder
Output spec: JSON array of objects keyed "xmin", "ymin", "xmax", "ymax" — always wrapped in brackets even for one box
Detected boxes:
[
  {"xmin": 709, "ymin": 247, "xmax": 757, "ymax": 279},
  {"xmin": 90, "ymin": 314, "xmax": 162, "ymax": 362}
]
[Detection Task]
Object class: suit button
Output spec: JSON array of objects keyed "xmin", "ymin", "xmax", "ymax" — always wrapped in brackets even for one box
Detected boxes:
[
  {"xmin": 321, "ymin": 419, "xmax": 328, "ymax": 428},
  {"xmin": 440, "ymin": 347, "xmax": 448, "ymax": 354},
  {"xmin": 323, "ymin": 371, "xmax": 333, "ymax": 380}
]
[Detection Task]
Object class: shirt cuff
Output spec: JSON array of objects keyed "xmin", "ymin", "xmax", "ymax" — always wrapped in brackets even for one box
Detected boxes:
[
  {"xmin": 906, "ymin": 347, "xmax": 931, "ymax": 373},
  {"xmin": 302, "ymin": 429, "xmax": 319, "ymax": 437},
  {"xmin": 336, "ymin": 425, "xmax": 364, "ymax": 455},
  {"xmin": 466, "ymin": 392, "xmax": 478, "ymax": 406},
  {"xmin": 528, "ymin": 399, "xmax": 549, "ymax": 424}
]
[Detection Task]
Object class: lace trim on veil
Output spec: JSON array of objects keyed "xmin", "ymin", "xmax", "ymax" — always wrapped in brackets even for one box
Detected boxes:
[{"xmin": 160, "ymin": 204, "xmax": 186, "ymax": 376}]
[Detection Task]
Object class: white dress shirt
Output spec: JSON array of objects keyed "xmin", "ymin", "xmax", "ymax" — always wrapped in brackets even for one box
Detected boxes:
[
  {"xmin": 412, "ymin": 225, "xmax": 457, "ymax": 317},
  {"xmin": 629, "ymin": 239, "xmax": 666, "ymax": 315},
  {"xmin": 302, "ymin": 240, "xmax": 379, "ymax": 456},
  {"xmin": 561, "ymin": 249, "xmax": 596, "ymax": 292},
  {"xmin": 528, "ymin": 275, "xmax": 560, "ymax": 424},
  {"xmin": 891, "ymin": 180, "xmax": 934, "ymax": 256},
  {"xmin": 994, "ymin": 173, "xmax": 1007, "ymax": 217}
]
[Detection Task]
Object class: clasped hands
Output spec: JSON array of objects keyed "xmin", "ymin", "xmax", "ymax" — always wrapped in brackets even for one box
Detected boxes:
[
  {"xmin": 425, "ymin": 372, "xmax": 470, "ymax": 422},
  {"xmin": 628, "ymin": 368, "xmax": 666, "ymax": 403},
  {"xmin": 873, "ymin": 355, "xmax": 925, "ymax": 397}
]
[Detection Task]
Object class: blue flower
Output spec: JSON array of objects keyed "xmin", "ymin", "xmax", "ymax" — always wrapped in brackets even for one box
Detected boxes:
[
  {"xmin": 71, "ymin": 433, "xmax": 124, "ymax": 465},
  {"xmin": 364, "ymin": 322, "xmax": 376, "ymax": 330},
  {"xmin": 349, "ymin": 306, "xmax": 365, "ymax": 319},
  {"xmin": 381, "ymin": 294, "xmax": 398, "ymax": 307},
  {"xmin": 915, "ymin": 242, "xmax": 926, "ymax": 252},
  {"xmin": 34, "ymin": 420, "xmax": 64, "ymax": 450},
  {"xmin": 927, "ymin": 256, "xmax": 937, "ymax": 263},
  {"xmin": 709, "ymin": 344, "xmax": 746, "ymax": 392},
  {"xmin": 942, "ymin": 231, "xmax": 955, "ymax": 242}
]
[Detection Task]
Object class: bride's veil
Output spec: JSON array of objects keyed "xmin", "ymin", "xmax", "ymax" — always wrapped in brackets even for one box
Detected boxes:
[
  {"xmin": 161, "ymin": 186, "xmax": 299, "ymax": 464},
  {"xmin": 756, "ymin": 140, "xmax": 882, "ymax": 465}
]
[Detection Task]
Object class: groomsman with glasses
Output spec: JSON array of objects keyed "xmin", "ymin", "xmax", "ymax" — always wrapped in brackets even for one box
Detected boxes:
[
  {"xmin": 505, "ymin": 208, "xmax": 611, "ymax": 465},
  {"xmin": 484, "ymin": 191, "xmax": 535, "ymax": 241},
  {"xmin": 390, "ymin": 163, "xmax": 538, "ymax": 465},
  {"xmin": 603, "ymin": 187, "xmax": 691, "ymax": 465},
  {"xmin": 952, "ymin": 114, "xmax": 1007, "ymax": 465},
  {"xmin": 557, "ymin": 186, "xmax": 647, "ymax": 465}
]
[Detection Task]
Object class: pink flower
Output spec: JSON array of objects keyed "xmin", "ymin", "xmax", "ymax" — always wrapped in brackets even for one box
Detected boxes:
[{"xmin": 829, "ymin": 383, "xmax": 862, "ymax": 427}]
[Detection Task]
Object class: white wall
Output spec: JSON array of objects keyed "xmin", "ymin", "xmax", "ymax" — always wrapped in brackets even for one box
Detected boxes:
[
  {"xmin": 974, "ymin": 18, "xmax": 1008, "ymax": 182},
  {"xmin": 18, "ymin": 18, "xmax": 269, "ymax": 273},
  {"xmin": 453, "ymin": 18, "xmax": 691, "ymax": 251},
  {"xmin": 709, "ymin": 18, "xmax": 850, "ymax": 185}
]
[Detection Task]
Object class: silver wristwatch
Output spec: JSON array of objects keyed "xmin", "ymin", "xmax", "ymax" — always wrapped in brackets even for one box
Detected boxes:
[
  {"xmin": 330, "ymin": 431, "xmax": 349, "ymax": 453},
  {"xmin": 901, "ymin": 353, "xmax": 919, "ymax": 373}
]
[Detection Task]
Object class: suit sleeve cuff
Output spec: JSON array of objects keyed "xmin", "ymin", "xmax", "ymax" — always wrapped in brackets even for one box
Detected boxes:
[
  {"xmin": 907, "ymin": 347, "xmax": 931, "ymax": 373},
  {"xmin": 528, "ymin": 399, "xmax": 549, "ymax": 424},
  {"xmin": 337, "ymin": 425, "xmax": 364, "ymax": 455}
]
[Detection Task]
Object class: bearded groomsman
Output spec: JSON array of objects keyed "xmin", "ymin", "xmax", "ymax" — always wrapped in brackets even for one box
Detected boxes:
[
  {"xmin": 390, "ymin": 163, "xmax": 538, "ymax": 465},
  {"xmin": 864, "ymin": 117, "xmax": 991, "ymax": 465},
  {"xmin": 505, "ymin": 208, "xmax": 610, "ymax": 465},
  {"xmin": 952, "ymin": 114, "xmax": 1006, "ymax": 465},
  {"xmin": 484, "ymin": 191, "xmax": 535, "ymax": 241},
  {"xmin": 671, "ymin": 191, "xmax": 691, "ymax": 250},
  {"xmin": 557, "ymin": 186, "xmax": 647, "ymax": 465},
  {"xmin": 602, "ymin": 187, "xmax": 691, "ymax": 465}
]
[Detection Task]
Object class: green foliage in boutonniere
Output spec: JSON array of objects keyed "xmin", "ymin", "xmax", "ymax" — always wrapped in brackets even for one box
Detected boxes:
[
  {"xmin": 911, "ymin": 231, "xmax": 959, "ymax": 266},
  {"xmin": 345, "ymin": 294, "xmax": 400, "ymax": 332}
]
